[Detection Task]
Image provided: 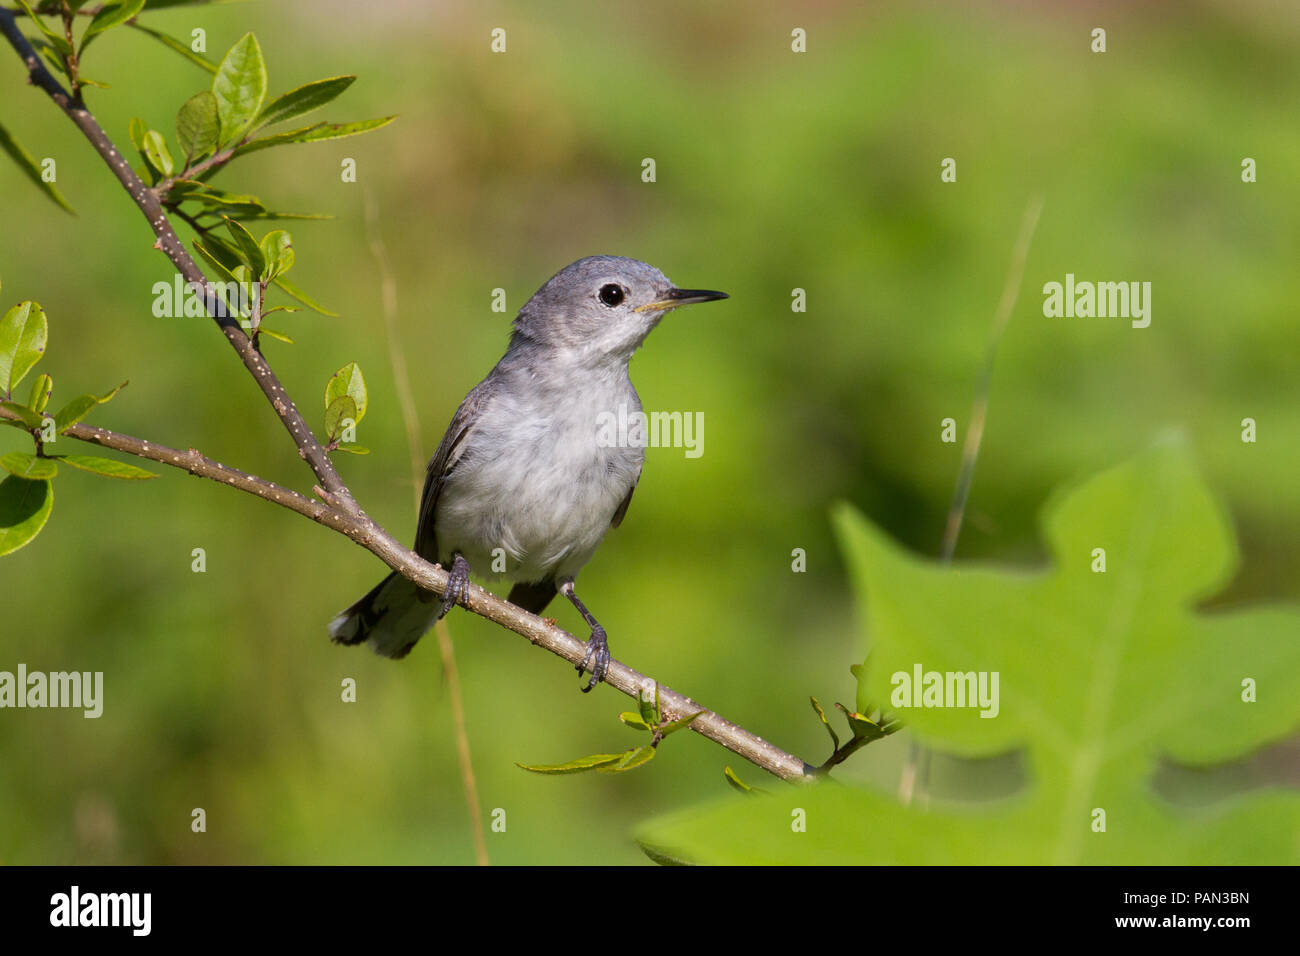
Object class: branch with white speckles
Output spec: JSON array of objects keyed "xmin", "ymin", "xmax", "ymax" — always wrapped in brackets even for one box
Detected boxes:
[
  {"xmin": 0, "ymin": 405, "xmax": 814, "ymax": 782},
  {"xmin": 0, "ymin": 8, "xmax": 357, "ymax": 516},
  {"xmin": 0, "ymin": 9, "xmax": 816, "ymax": 784}
]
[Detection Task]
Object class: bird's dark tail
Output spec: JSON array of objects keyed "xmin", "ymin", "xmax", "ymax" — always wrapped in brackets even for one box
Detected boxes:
[
  {"xmin": 507, "ymin": 578, "xmax": 558, "ymax": 615},
  {"xmin": 329, "ymin": 571, "xmax": 439, "ymax": 659}
]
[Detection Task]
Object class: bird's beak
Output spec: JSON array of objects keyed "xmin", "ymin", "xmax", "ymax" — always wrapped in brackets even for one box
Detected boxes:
[{"xmin": 635, "ymin": 287, "xmax": 729, "ymax": 312}]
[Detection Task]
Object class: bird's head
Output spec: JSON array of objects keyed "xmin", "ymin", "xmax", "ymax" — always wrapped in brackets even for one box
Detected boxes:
[{"xmin": 511, "ymin": 255, "xmax": 727, "ymax": 365}]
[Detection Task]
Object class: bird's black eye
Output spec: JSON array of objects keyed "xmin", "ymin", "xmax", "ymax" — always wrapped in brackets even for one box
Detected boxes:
[{"xmin": 598, "ymin": 284, "xmax": 625, "ymax": 307}]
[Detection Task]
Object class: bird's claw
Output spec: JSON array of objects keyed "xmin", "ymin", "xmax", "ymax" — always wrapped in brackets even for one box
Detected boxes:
[
  {"xmin": 577, "ymin": 626, "xmax": 610, "ymax": 693},
  {"xmin": 438, "ymin": 554, "xmax": 470, "ymax": 620}
]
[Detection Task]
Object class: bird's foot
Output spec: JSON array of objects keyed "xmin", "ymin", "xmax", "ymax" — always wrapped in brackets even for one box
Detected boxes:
[
  {"xmin": 577, "ymin": 625, "xmax": 610, "ymax": 693},
  {"xmin": 438, "ymin": 553, "xmax": 471, "ymax": 620}
]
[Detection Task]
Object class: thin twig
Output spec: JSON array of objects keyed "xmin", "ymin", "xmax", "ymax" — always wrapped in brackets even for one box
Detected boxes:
[
  {"xmin": 365, "ymin": 187, "xmax": 490, "ymax": 865},
  {"xmin": 56, "ymin": 1, "xmax": 80, "ymax": 100},
  {"xmin": 899, "ymin": 194, "xmax": 1045, "ymax": 809},
  {"xmin": 170, "ymin": 204, "xmax": 214, "ymax": 237},
  {"xmin": 364, "ymin": 190, "xmax": 425, "ymax": 498},
  {"xmin": 154, "ymin": 143, "xmax": 239, "ymax": 198},
  {"xmin": 939, "ymin": 195, "xmax": 1045, "ymax": 564},
  {"xmin": 433, "ymin": 619, "xmax": 488, "ymax": 863}
]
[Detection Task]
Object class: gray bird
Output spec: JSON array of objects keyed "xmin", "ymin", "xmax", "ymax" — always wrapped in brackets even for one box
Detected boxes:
[{"xmin": 329, "ymin": 256, "xmax": 727, "ymax": 690}]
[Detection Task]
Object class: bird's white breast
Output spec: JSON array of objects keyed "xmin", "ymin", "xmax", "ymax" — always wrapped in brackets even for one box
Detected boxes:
[{"xmin": 433, "ymin": 366, "xmax": 643, "ymax": 583}]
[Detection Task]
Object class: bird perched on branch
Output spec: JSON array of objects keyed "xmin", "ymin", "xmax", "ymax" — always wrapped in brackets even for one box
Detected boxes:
[{"xmin": 329, "ymin": 255, "xmax": 727, "ymax": 690}]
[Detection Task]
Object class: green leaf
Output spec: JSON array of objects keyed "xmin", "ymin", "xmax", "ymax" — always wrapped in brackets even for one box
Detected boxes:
[
  {"xmin": 176, "ymin": 91, "xmax": 220, "ymax": 163},
  {"xmin": 257, "ymin": 327, "xmax": 294, "ymax": 345},
  {"xmin": 142, "ymin": 129, "xmax": 175, "ymax": 178},
  {"xmin": 0, "ymin": 475, "xmax": 52, "ymax": 556},
  {"xmin": 619, "ymin": 711, "xmax": 652, "ymax": 732},
  {"xmin": 597, "ymin": 746, "xmax": 656, "ymax": 773},
  {"xmin": 636, "ymin": 843, "xmax": 694, "ymax": 867},
  {"xmin": 0, "ymin": 121, "xmax": 74, "ymax": 214},
  {"xmin": 834, "ymin": 702, "xmax": 890, "ymax": 742},
  {"xmin": 258, "ymin": 229, "xmax": 294, "ymax": 281},
  {"xmin": 324, "ymin": 395, "xmax": 356, "ymax": 443},
  {"xmin": 222, "ymin": 210, "xmax": 333, "ymax": 224},
  {"xmin": 51, "ymin": 382, "xmax": 125, "ymax": 433},
  {"xmin": 0, "ymin": 301, "xmax": 48, "ymax": 395},
  {"xmin": 160, "ymin": 178, "xmax": 208, "ymax": 204},
  {"xmin": 810, "ymin": 696, "xmax": 839, "ymax": 752},
  {"xmin": 191, "ymin": 190, "xmax": 267, "ymax": 216},
  {"xmin": 516, "ymin": 753, "xmax": 626, "ymax": 775},
  {"xmin": 127, "ymin": 0, "xmax": 208, "ymax": 10},
  {"xmin": 223, "ymin": 217, "xmax": 265, "ymax": 276},
  {"xmin": 81, "ymin": 0, "xmax": 146, "ymax": 48},
  {"xmin": 14, "ymin": 1, "xmax": 72, "ymax": 57},
  {"xmin": 722, "ymin": 766, "xmax": 765, "ymax": 795},
  {"xmin": 128, "ymin": 117, "xmax": 147, "ymax": 154},
  {"xmin": 197, "ymin": 234, "xmax": 243, "ymax": 262},
  {"xmin": 324, "ymin": 362, "xmax": 367, "ymax": 426},
  {"xmin": 640, "ymin": 442, "xmax": 1300, "ymax": 864},
  {"xmin": 28, "ymin": 37, "xmax": 71, "ymax": 80},
  {"xmin": 191, "ymin": 239, "xmax": 242, "ymax": 294},
  {"xmin": 273, "ymin": 276, "xmax": 337, "ymax": 317},
  {"xmin": 26, "ymin": 373, "xmax": 52, "ymax": 413},
  {"xmin": 0, "ymin": 401, "xmax": 45, "ymax": 429},
  {"xmin": 655, "ymin": 711, "xmax": 703, "ymax": 738},
  {"xmin": 258, "ymin": 75, "xmax": 355, "ymax": 128},
  {"xmin": 0, "ymin": 452, "xmax": 56, "ymax": 480},
  {"xmin": 212, "ymin": 33, "xmax": 268, "ymax": 146},
  {"xmin": 124, "ymin": 125, "xmax": 154, "ymax": 183},
  {"xmin": 128, "ymin": 24, "xmax": 218, "ymax": 74},
  {"xmin": 333, "ymin": 444, "xmax": 369, "ymax": 455},
  {"xmin": 56, "ymin": 455, "xmax": 158, "ymax": 480},
  {"xmin": 235, "ymin": 116, "xmax": 396, "ymax": 156}
]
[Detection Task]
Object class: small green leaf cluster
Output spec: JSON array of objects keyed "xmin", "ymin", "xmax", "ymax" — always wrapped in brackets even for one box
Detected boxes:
[
  {"xmin": 137, "ymin": 31, "xmax": 393, "ymax": 210},
  {"xmin": 189, "ymin": 216, "xmax": 303, "ymax": 343},
  {"xmin": 3, "ymin": 0, "xmax": 201, "ymax": 211},
  {"xmin": 3, "ymin": 17, "xmax": 395, "ymax": 336},
  {"xmin": 0, "ymin": 290, "xmax": 154, "ymax": 556},
  {"xmin": 134, "ymin": 32, "xmax": 393, "ymax": 334},
  {"xmin": 517, "ymin": 683, "xmax": 702, "ymax": 776},
  {"xmin": 811, "ymin": 688, "xmax": 899, "ymax": 765},
  {"xmin": 323, "ymin": 362, "xmax": 368, "ymax": 452},
  {"xmin": 14, "ymin": 0, "xmax": 144, "ymax": 92}
]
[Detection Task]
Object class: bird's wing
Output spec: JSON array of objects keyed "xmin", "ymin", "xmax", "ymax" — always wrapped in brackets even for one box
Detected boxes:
[
  {"xmin": 413, "ymin": 379, "xmax": 493, "ymax": 562},
  {"xmin": 610, "ymin": 464, "xmax": 641, "ymax": 529}
]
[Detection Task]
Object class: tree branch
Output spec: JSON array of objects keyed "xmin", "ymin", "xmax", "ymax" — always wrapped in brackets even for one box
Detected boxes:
[
  {"xmin": 0, "ymin": 11, "xmax": 818, "ymax": 783},
  {"xmin": 0, "ymin": 8, "xmax": 357, "ymax": 515},
  {"xmin": 2, "ymin": 405, "xmax": 814, "ymax": 781},
  {"xmin": 153, "ymin": 142, "xmax": 238, "ymax": 198}
]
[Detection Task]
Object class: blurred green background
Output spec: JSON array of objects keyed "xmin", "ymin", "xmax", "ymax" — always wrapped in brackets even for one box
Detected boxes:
[{"xmin": 1, "ymin": 0, "xmax": 1297, "ymax": 864}]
